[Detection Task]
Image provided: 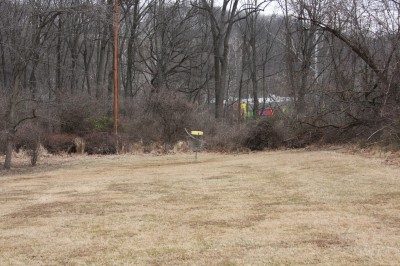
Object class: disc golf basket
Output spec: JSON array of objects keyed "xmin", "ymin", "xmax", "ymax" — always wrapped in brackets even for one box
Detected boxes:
[{"xmin": 185, "ymin": 129, "xmax": 204, "ymax": 160}]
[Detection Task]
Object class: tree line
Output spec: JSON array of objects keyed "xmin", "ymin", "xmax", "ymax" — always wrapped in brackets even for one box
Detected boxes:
[{"xmin": 1, "ymin": 0, "xmax": 400, "ymax": 169}]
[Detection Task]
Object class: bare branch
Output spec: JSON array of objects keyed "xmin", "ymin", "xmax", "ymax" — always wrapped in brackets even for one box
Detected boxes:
[{"xmin": 13, "ymin": 109, "xmax": 37, "ymax": 132}]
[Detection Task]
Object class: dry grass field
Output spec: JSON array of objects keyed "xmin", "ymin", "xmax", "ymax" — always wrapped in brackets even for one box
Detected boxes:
[{"xmin": 1, "ymin": 150, "xmax": 400, "ymax": 265}]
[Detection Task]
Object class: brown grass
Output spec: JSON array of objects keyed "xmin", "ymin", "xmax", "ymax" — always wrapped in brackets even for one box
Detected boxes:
[{"xmin": 1, "ymin": 150, "xmax": 400, "ymax": 265}]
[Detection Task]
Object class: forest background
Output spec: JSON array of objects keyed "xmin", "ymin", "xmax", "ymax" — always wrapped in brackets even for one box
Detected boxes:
[{"xmin": 1, "ymin": 0, "xmax": 400, "ymax": 169}]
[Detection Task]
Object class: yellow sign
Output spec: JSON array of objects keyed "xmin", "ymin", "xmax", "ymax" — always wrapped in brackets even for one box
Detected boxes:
[{"xmin": 191, "ymin": 131, "xmax": 204, "ymax": 136}]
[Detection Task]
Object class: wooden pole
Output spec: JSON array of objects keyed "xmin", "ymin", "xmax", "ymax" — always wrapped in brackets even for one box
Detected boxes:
[{"xmin": 114, "ymin": 0, "xmax": 119, "ymax": 141}]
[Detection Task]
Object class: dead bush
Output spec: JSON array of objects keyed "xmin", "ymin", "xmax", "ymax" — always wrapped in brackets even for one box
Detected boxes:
[
  {"xmin": 73, "ymin": 137, "xmax": 85, "ymax": 154},
  {"xmin": 283, "ymin": 128, "xmax": 324, "ymax": 148},
  {"xmin": 13, "ymin": 122, "xmax": 46, "ymax": 165},
  {"xmin": 173, "ymin": 141, "xmax": 190, "ymax": 153},
  {"xmin": 377, "ymin": 121, "xmax": 400, "ymax": 150},
  {"xmin": 147, "ymin": 90, "xmax": 197, "ymax": 143},
  {"xmin": 243, "ymin": 119, "xmax": 282, "ymax": 150},
  {"xmin": 147, "ymin": 142, "xmax": 170, "ymax": 155},
  {"xmin": 204, "ymin": 122, "xmax": 249, "ymax": 152},
  {"xmin": 119, "ymin": 140, "xmax": 145, "ymax": 154},
  {"xmin": 57, "ymin": 92, "xmax": 111, "ymax": 135},
  {"xmin": 0, "ymin": 132, "xmax": 6, "ymax": 154},
  {"xmin": 121, "ymin": 115, "xmax": 162, "ymax": 145},
  {"xmin": 42, "ymin": 134, "xmax": 77, "ymax": 154},
  {"xmin": 120, "ymin": 90, "xmax": 198, "ymax": 145},
  {"xmin": 270, "ymin": 116, "xmax": 329, "ymax": 148},
  {"xmin": 84, "ymin": 132, "xmax": 116, "ymax": 155}
]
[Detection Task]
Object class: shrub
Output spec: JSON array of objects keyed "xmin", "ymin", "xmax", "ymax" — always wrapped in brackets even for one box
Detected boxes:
[
  {"xmin": 120, "ymin": 90, "xmax": 198, "ymax": 145},
  {"xmin": 84, "ymin": 132, "xmax": 116, "ymax": 154},
  {"xmin": 42, "ymin": 134, "xmax": 77, "ymax": 154},
  {"xmin": 147, "ymin": 90, "xmax": 197, "ymax": 144},
  {"xmin": 204, "ymin": 122, "xmax": 249, "ymax": 152},
  {"xmin": 14, "ymin": 122, "xmax": 41, "ymax": 151},
  {"xmin": 378, "ymin": 121, "xmax": 400, "ymax": 150},
  {"xmin": 57, "ymin": 92, "xmax": 111, "ymax": 135},
  {"xmin": 13, "ymin": 122, "xmax": 48, "ymax": 165},
  {"xmin": 91, "ymin": 116, "xmax": 113, "ymax": 132},
  {"xmin": 243, "ymin": 119, "xmax": 282, "ymax": 150}
]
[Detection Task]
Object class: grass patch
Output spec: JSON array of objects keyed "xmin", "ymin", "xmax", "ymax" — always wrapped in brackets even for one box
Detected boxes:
[{"xmin": 1, "ymin": 151, "xmax": 400, "ymax": 264}]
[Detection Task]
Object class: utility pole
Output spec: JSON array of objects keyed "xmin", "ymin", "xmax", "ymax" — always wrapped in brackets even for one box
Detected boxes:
[{"xmin": 114, "ymin": 0, "xmax": 119, "ymax": 142}]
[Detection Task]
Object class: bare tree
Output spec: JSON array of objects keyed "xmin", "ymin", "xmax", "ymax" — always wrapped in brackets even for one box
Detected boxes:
[
  {"xmin": 297, "ymin": 1, "xmax": 400, "ymax": 119},
  {"xmin": 195, "ymin": 0, "xmax": 266, "ymax": 118},
  {"xmin": 1, "ymin": 1, "xmax": 57, "ymax": 169}
]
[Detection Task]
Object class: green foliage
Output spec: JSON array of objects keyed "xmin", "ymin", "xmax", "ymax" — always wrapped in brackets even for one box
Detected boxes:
[{"xmin": 91, "ymin": 116, "xmax": 113, "ymax": 132}]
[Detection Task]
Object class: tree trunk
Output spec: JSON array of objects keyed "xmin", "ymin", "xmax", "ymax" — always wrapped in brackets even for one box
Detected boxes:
[
  {"xmin": 96, "ymin": 0, "xmax": 113, "ymax": 98},
  {"xmin": 238, "ymin": 67, "xmax": 244, "ymax": 122},
  {"xmin": 249, "ymin": 17, "xmax": 258, "ymax": 118},
  {"xmin": 125, "ymin": 46, "xmax": 136, "ymax": 98},
  {"xmin": 4, "ymin": 128, "xmax": 15, "ymax": 170},
  {"xmin": 56, "ymin": 16, "xmax": 62, "ymax": 94},
  {"xmin": 125, "ymin": 0, "xmax": 140, "ymax": 98},
  {"xmin": 0, "ymin": 33, "xmax": 7, "ymax": 88},
  {"xmin": 83, "ymin": 47, "xmax": 92, "ymax": 95},
  {"xmin": 214, "ymin": 49, "xmax": 223, "ymax": 118},
  {"xmin": 4, "ymin": 66, "xmax": 23, "ymax": 170},
  {"xmin": 28, "ymin": 13, "xmax": 41, "ymax": 99},
  {"xmin": 203, "ymin": 0, "xmax": 240, "ymax": 119},
  {"xmin": 284, "ymin": 0, "xmax": 297, "ymax": 116},
  {"xmin": 70, "ymin": 48, "xmax": 78, "ymax": 94}
]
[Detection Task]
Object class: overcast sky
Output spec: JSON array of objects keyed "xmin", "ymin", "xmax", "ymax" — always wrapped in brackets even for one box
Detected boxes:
[
  {"xmin": 261, "ymin": 1, "xmax": 282, "ymax": 15},
  {"xmin": 213, "ymin": 0, "xmax": 282, "ymax": 15}
]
